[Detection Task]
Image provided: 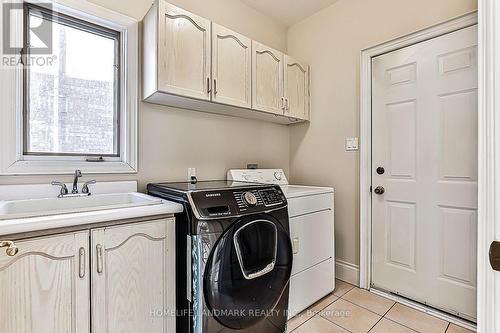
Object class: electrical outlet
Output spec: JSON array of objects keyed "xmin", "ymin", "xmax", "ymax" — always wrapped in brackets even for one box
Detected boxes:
[
  {"xmin": 345, "ymin": 137, "xmax": 359, "ymax": 151},
  {"xmin": 187, "ymin": 168, "xmax": 197, "ymax": 181}
]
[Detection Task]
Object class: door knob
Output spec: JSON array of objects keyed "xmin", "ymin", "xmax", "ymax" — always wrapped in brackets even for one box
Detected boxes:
[
  {"xmin": 374, "ymin": 186, "xmax": 385, "ymax": 195},
  {"xmin": 490, "ymin": 241, "xmax": 500, "ymax": 271}
]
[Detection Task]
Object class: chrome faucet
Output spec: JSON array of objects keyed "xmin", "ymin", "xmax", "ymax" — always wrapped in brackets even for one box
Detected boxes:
[
  {"xmin": 51, "ymin": 169, "xmax": 96, "ymax": 198},
  {"xmin": 72, "ymin": 169, "xmax": 82, "ymax": 194},
  {"xmin": 51, "ymin": 181, "xmax": 69, "ymax": 198}
]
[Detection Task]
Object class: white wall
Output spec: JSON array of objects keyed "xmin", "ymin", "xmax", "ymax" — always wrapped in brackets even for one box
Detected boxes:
[
  {"xmin": 0, "ymin": 0, "xmax": 290, "ymax": 191},
  {"xmin": 0, "ymin": 0, "xmax": 480, "ymax": 271},
  {"xmin": 287, "ymin": 0, "xmax": 478, "ymax": 268}
]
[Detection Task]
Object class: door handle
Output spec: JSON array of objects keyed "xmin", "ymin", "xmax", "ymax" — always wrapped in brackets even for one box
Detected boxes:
[
  {"xmin": 374, "ymin": 186, "xmax": 385, "ymax": 195},
  {"xmin": 292, "ymin": 238, "xmax": 299, "ymax": 254},
  {"xmin": 490, "ymin": 241, "xmax": 500, "ymax": 271}
]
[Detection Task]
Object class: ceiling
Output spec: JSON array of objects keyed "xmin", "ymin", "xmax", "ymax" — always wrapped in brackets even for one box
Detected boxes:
[{"xmin": 240, "ymin": 0, "xmax": 340, "ymax": 27}]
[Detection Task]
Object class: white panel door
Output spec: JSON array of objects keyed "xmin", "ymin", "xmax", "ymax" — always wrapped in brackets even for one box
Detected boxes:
[
  {"xmin": 92, "ymin": 219, "xmax": 176, "ymax": 333},
  {"xmin": 212, "ymin": 24, "xmax": 251, "ymax": 108},
  {"xmin": 284, "ymin": 55, "xmax": 310, "ymax": 120},
  {"xmin": 0, "ymin": 232, "xmax": 90, "ymax": 333},
  {"xmin": 158, "ymin": 1, "xmax": 211, "ymax": 100},
  {"xmin": 372, "ymin": 25, "xmax": 478, "ymax": 320},
  {"xmin": 252, "ymin": 41, "xmax": 284, "ymax": 114}
]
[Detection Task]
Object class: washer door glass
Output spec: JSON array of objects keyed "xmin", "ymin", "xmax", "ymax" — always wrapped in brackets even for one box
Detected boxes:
[{"xmin": 203, "ymin": 214, "xmax": 293, "ymax": 330}]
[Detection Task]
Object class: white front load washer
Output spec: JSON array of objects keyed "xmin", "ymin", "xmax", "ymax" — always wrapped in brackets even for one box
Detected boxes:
[{"xmin": 227, "ymin": 169, "xmax": 335, "ymax": 318}]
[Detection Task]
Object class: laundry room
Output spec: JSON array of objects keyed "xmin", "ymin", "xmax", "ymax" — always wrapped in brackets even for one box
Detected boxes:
[{"xmin": 0, "ymin": 0, "xmax": 498, "ymax": 332}]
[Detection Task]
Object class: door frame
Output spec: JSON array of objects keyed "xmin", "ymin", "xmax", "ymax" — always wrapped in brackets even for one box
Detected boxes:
[
  {"xmin": 359, "ymin": 8, "xmax": 478, "ymax": 299},
  {"xmin": 477, "ymin": 0, "xmax": 498, "ymax": 332}
]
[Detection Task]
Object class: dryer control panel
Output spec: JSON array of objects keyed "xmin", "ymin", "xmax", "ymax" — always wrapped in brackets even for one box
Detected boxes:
[
  {"xmin": 227, "ymin": 169, "xmax": 289, "ymax": 186},
  {"xmin": 190, "ymin": 186, "xmax": 286, "ymax": 219}
]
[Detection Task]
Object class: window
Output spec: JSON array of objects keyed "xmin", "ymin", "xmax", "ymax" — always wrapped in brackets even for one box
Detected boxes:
[
  {"xmin": 0, "ymin": 1, "xmax": 138, "ymax": 174},
  {"xmin": 24, "ymin": 3, "xmax": 120, "ymax": 157}
]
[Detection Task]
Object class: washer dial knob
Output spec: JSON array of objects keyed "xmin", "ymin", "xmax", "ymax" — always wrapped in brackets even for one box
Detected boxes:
[{"xmin": 242, "ymin": 192, "xmax": 258, "ymax": 206}]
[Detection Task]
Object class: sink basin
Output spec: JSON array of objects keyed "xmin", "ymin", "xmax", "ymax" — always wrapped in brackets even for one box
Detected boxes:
[{"xmin": 0, "ymin": 193, "xmax": 163, "ymax": 220}]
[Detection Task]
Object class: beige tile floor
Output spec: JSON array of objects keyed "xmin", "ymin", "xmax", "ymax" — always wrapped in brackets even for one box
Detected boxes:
[{"xmin": 287, "ymin": 279, "xmax": 475, "ymax": 333}]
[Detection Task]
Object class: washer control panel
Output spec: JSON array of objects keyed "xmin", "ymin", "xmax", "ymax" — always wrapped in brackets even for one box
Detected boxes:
[
  {"xmin": 259, "ymin": 188, "xmax": 285, "ymax": 207},
  {"xmin": 242, "ymin": 191, "xmax": 258, "ymax": 206},
  {"xmin": 233, "ymin": 190, "xmax": 264, "ymax": 211},
  {"xmin": 191, "ymin": 186, "xmax": 286, "ymax": 219}
]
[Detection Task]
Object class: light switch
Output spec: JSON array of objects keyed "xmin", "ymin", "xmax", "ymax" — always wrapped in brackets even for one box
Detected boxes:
[{"xmin": 345, "ymin": 137, "xmax": 359, "ymax": 151}]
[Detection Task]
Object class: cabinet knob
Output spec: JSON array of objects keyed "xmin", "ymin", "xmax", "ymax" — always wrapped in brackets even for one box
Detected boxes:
[{"xmin": 0, "ymin": 241, "xmax": 19, "ymax": 256}]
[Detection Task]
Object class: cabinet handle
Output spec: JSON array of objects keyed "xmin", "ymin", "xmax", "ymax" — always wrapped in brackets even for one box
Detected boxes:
[
  {"xmin": 78, "ymin": 247, "xmax": 86, "ymax": 278},
  {"xmin": 0, "ymin": 241, "xmax": 18, "ymax": 256},
  {"xmin": 281, "ymin": 97, "xmax": 285, "ymax": 111},
  {"xmin": 214, "ymin": 79, "xmax": 217, "ymax": 95},
  {"xmin": 286, "ymin": 98, "xmax": 290, "ymax": 112},
  {"xmin": 96, "ymin": 244, "xmax": 103, "ymax": 274},
  {"xmin": 207, "ymin": 77, "xmax": 211, "ymax": 94}
]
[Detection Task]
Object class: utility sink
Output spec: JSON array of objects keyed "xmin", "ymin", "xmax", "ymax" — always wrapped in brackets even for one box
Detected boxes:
[{"xmin": 0, "ymin": 193, "xmax": 163, "ymax": 220}]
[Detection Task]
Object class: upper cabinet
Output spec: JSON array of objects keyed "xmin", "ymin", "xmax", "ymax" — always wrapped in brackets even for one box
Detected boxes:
[
  {"xmin": 143, "ymin": 0, "xmax": 310, "ymax": 124},
  {"xmin": 252, "ymin": 42, "xmax": 284, "ymax": 115},
  {"xmin": 284, "ymin": 56, "xmax": 310, "ymax": 121},
  {"xmin": 157, "ymin": 1, "xmax": 211, "ymax": 100},
  {"xmin": 212, "ymin": 24, "xmax": 252, "ymax": 108}
]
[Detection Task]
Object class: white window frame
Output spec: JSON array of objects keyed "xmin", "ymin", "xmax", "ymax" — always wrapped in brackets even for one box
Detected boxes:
[{"xmin": 0, "ymin": 0, "xmax": 138, "ymax": 175}]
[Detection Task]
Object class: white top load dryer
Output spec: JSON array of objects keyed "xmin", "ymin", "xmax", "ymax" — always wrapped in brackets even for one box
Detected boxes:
[{"xmin": 227, "ymin": 169, "xmax": 335, "ymax": 318}]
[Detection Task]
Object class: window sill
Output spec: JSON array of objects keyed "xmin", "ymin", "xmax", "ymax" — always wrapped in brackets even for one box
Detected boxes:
[
  {"xmin": 1, "ymin": 161, "xmax": 137, "ymax": 176},
  {"xmin": 1, "ymin": 159, "xmax": 137, "ymax": 175}
]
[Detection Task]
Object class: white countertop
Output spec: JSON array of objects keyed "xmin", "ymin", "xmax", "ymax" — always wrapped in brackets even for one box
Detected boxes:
[
  {"xmin": 0, "ymin": 181, "xmax": 183, "ymax": 237},
  {"xmin": 0, "ymin": 199, "xmax": 183, "ymax": 237}
]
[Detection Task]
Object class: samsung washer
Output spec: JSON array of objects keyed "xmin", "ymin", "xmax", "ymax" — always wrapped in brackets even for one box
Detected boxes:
[{"xmin": 148, "ymin": 180, "xmax": 293, "ymax": 333}]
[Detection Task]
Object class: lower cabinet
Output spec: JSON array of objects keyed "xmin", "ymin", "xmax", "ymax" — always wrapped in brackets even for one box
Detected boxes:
[
  {"xmin": 0, "ymin": 232, "xmax": 90, "ymax": 333},
  {"xmin": 0, "ymin": 218, "xmax": 175, "ymax": 333},
  {"xmin": 91, "ymin": 219, "xmax": 175, "ymax": 333}
]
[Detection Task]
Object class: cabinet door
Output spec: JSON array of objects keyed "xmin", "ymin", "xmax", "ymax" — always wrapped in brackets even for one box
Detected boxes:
[
  {"xmin": 284, "ymin": 55, "xmax": 310, "ymax": 120},
  {"xmin": 0, "ymin": 232, "xmax": 90, "ymax": 333},
  {"xmin": 252, "ymin": 41, "xmax": 284, "ymax": 114},
  {"xmin": 92, "ymin": 219, "xmax": 175, "ymax": 333},
  {"xmin": 158, "ymin": 1, "xmax": 211, "ymax": 100},
  {"xmin": 212, "ymin": 24, "xmax": 252, "ymax": 108}
]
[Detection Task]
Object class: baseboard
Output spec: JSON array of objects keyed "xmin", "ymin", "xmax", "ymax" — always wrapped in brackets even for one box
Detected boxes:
[{"xmin": 335, "ymin": 259, "xmax": 360, "ymax": 286}]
